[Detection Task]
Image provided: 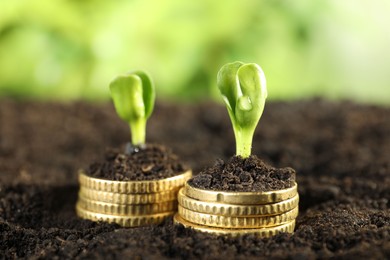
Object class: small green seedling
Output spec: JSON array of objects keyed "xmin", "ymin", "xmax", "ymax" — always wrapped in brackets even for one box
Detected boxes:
[
  {"xmin": 109, "ymin": 71, "xmax": 155, "ymax": 145},
  {"xmin": 217, "ymin": 62, "xmax": 267, "ymax": 158}
]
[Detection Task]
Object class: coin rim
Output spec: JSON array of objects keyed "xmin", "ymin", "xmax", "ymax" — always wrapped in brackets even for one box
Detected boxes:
[
  {"xmin": 173, "ymin": 214, "xmax": 295, "ymax": 237},
  {"xmin": 76, "ymin": 203, "xmax": 174, "ymax": 227},
  {"xmin": 184, "ymin": 182, "xmax": 297, "ymax": 204},
  {"xmin": 79, "ymin": 169, "xmax": 192, "ymax": 194},
  {"xmin": 178, "ymin": 205, "xmax": 298, "ymax": 228},
  {"xmin": 79, "ymin": 186, "xmax": 179, "ymax": 204},
  {"xmin": 77, "ymin": 196, "xmax": 178, "ymax": 216},
  {"xmin": 178, "ymin": 188, "xmax": 299, "ymax": 216}
]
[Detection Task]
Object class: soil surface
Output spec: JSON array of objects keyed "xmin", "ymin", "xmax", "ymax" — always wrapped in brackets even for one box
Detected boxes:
[
  {"xmin": 87, "ymin": 144, "xmax": 186, "ymax": 181},
  {"xmin": 0, "ymin": 98, "xmax": 389, "ymax": 259},
  {"xmin": 189, "ymin": 155, "xmax": 295, "ymax": 192}
]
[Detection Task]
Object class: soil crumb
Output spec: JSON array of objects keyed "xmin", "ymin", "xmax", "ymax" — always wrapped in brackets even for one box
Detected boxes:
[
  {"xmin": 86, "ymin": 144, "xmax": 186, "ymax": 181},
  {"xmin": 189, "ymin": 155, "xmax": 295, "ymax": 192}
]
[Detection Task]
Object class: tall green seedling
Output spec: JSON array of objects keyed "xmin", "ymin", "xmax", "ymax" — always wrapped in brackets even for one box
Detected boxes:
[
  {"xmin": 217, "ymin": 62, "xmax": 267, "ymax": 158},
  {"xmin": 109, "ymin": 71, "xmax": 155, "ymax": 145}
]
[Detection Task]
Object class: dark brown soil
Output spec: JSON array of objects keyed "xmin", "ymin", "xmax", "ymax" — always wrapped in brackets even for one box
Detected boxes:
[
  {"xmin": 86, "ymin": 144, "xmax": 186, "ymax": 181},
  {"xmin": 189, "ymin": 155, "xmax": 295, "ymax": 192},
  {"xmin": 0, "ymin": 98, "xmax": 389, "ymax": 259}
]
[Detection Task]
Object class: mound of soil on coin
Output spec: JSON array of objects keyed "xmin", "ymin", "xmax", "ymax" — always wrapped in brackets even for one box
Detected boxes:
[
  {"xmin": 189, "ymin": 155, "xmax": 295, "ymax": 192},
  {"xmin": 87, "ymin": 144, "xmax": 186, "ymax": 181},
  {"xmin": 0, "ymin": 98, "xmax": 389, "ymax": 259}
]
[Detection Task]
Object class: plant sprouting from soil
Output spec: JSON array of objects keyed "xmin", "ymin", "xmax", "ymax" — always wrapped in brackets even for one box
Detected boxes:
[
  {"xmin": 217, "ymin": 62, "xmax": 267, "ymax": 158},
  {"xmin": 109, "ymin": 71, "xmax": 155, "ymax": 145}
]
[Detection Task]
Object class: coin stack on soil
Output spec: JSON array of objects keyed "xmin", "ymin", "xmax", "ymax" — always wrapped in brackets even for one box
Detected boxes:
[
  {"xmin": 76, "ymin": 170, "xmax": 192, "ymax": 227},
  {"xmin": 174, "ymin": 181, "xmax": 299, "ymax": 237}
]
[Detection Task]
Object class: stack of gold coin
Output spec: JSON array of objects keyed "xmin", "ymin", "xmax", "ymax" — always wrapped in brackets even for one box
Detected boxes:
[
  {"xmin": 174, "ymin": 182, "xmax": 299, "ymax": 237},
  {"xmin": 76, "ymin": 170, "xmax": 192, "ymax": 227}
]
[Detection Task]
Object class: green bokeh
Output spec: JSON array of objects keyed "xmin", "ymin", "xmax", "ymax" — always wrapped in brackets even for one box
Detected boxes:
[{"xmin": 0, "ymin": 0, "xmax": 389, "ymax": 104}]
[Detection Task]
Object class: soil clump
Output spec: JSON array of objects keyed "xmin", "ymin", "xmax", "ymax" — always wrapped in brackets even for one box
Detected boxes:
[
  {"xmin": 189, "ymin": 155, "xmax": 295, "ymax": 192},
  {"xmin": 87, "ymin": 144, "xmax": 186, "ymax": 181}
]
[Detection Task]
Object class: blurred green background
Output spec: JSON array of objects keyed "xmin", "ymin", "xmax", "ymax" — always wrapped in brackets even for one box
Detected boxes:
[{"xmin": 0, "ymin": 0, "xmax": 389, "ymax": 104}]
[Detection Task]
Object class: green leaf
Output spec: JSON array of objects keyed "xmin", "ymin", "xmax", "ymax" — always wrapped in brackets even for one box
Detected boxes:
[
  {"xmin": 235, "ymin": 63, "xmax": 267, "ymax": 127},
  {"xmin": 217, "ymin": 61, "xmax": 243, "ymax": 114},
  {"xmin": 109, "ymin": 74, "xmax": 144, "ymax": 122},
  {"xmin": 132, "ymin": 70, "xmax": 155, "ymax": 119}
]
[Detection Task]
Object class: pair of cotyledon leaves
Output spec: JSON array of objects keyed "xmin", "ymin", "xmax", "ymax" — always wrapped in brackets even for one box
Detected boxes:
[
  {"xmin": 109, "ymin": 71, "xmax": 155, "ymax": 124},
  {"xmin": 217, "ymin": 61, "xmax": 267, "ymax": 132}
]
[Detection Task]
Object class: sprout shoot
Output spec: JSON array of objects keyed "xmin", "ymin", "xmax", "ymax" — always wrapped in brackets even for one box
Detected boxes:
[
  {"xmin": 217, "ymin": 62, "xmax": 267, "ymax": 158},
  {"xmin": 109, "ymin": 71, "xmax": 155, "ymax": 145}
]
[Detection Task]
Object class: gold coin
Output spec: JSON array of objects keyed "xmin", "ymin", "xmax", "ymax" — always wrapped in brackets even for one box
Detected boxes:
[
  {"xmin": 79, "ymin": 169, "xmax": 192, "ymax": 194},
  {"xmin": 178, "ymin": 206, "xmax": 298, "ymax": 228},
  {"xmin": 76, "ymin": 203, "xmax": 173, "ymax": 227},
  {"xmin": 178, "ymin": 188, "xmax": 299, "ymax": 216},
  {"xmin": 184, "ymin": 182, "xmax": 297, "ymax": 205},
  {"xmin": 77, "ymin": 195, "xmax": 177, "ymax": 216},
  {"xmin": 174, "ymin": 214, "xmax": 295, "ymax": 237},
  {"xmin": 79, "ymin": 187, "xmax": 179, "ymax": 204}
]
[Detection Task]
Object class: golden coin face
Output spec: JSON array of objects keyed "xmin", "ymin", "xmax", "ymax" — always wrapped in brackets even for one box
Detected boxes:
[
  {"xmin": 79, "ymin": 170, "xmax": 192, "ymax": 194},
  {"xmin": 77, "ymin": 196, "xmax": 177, "ymax": 216},
  {"xmin": 79, "ymin": 187, "xmax": 179, "ymax": 204},
  {"xmin": 178, "ymin": 206, "xmax": 298, "ymax": 229},
  {"xmin": 76, "ymin": 203, "xmax": 173, "ymax": 227},
  {"xmin": 174, "ymin": 214, "xmax": 295, "ymax": 237},
  {"xmin": 178, "ymin": 188, "xmax": 299, "ymax": 217},
  {"xmin": 184, "ymin": 182, "xmax": 298, "ymax": 205}
]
